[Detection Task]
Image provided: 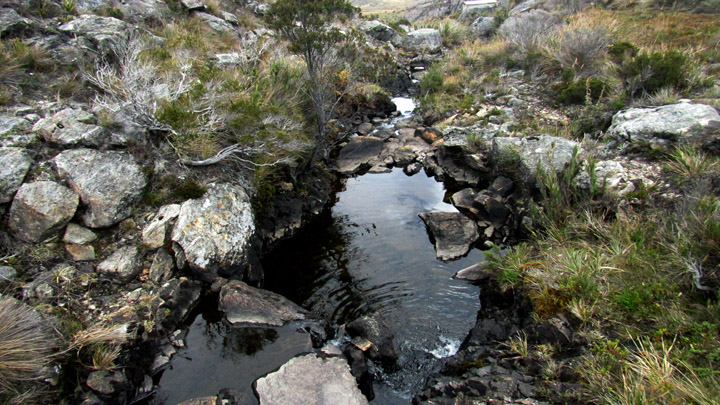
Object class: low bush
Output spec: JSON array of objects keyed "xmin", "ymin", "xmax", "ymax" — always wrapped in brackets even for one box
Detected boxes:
[
  {"xmin": 542, "ymin": 15, "xmax": 615, "ymax": 78},
  {"xmin": 554, "ymin": 71, "xmax": 609, "ymax": 105},
  {"xmin": 616, "ymin": 49, "xmax": 689, "ymax": 96}
]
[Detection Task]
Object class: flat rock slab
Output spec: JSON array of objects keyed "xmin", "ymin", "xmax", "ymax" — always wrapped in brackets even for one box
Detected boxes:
[
  {"xmin": 491, "ymin": 135, "xmax": 580, "ymax": 186},
  {"xmin": 336, "ymin": 136, "xmax": 385, "ymax": 174},
  {"xmin": 171, "ymin": 183, "xmax": 254, "ymax": 282},
  {"xmin": 419, "ymin": 212, "xmax": 479, "ymax": 261},
  {"xmin": 608, "ymin": 102, "xmax": 720, "ymax": 145},
  {"xmin": 254, "ymin": 353, "xmax": 368, "ymax": 405},
  {"xmin": 219, "ymin": 280, "xmax": 307, "ymax": 326},
  {"xmin": 454, "ymin": 262, "xmax": 491, "ymax": 282},
  {"xmin": 55, "ymin": 149, "xmax": 147, "ymax": 228}
]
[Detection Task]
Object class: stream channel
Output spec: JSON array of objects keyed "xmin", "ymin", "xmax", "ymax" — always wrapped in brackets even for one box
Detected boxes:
[{"xmin": 153, "ymin": 98, "xmax": 486, "ymax": 404}]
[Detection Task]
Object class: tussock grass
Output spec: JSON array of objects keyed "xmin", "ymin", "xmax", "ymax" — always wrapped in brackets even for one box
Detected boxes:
[
  {"xmin": 541, "ymin": 14, "xmax": 616, "ymax": 77},
  {"xmin": 0, "ymin": 296, "xmax": 59, "ymax": 404}
]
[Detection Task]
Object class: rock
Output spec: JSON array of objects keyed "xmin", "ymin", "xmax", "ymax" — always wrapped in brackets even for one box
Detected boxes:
[
  {"xmin": 607, "ymin": 102, "xmax": 720, "ymax": 145},
  {"xmin": 0, "ymin": 8, "xmax": 35, "ymax": 38},
  {"xmin": 359, "ymin": 20, "xmax": 396, "ymax": 42},
  {"xmin": 55, "ymin": 149, "xmax": 147, "ymax": 228},
  {"xmin": 335, "ymin": 136, "xmax": 385, "ymax": 174},
  {"xmin": 346, "ymin": 313, "xmax": 398, "ymax": 368},
  {"xmin": 219, "ymin": 280, "xmax": 307, "ymax": 326},
  {"xmin": 66, "ymin": 244, "xmax": 96, "ymax": 261},
  {"xmin": 471, "ymin": 16, "xmax": 496, "ymax": 37},
  {"xmin": 97, "ymin": 245, "xmax": 141, "ymax": 282},
  {"xmin": 491, "ymin": 135, "xmax": 581, "ymax": 186},
  {"xmin": 254, "ymin": 353, "xmax": 368, "ymax": 405},
  {"xmin": 32, "ymin": 108, "xmax": 123, "ymax": 148},
  {"xmin": 510, "ymin": 0, "xmax": 543, "ymax": 15},
  {"xmin": 214, "ymin": 52, "xmax": 242, "ymax": 68},
  {"xmin": 342, "ymin": 345, "xmax": 374, "ymax": 400},
  {"xmin": 573, "ymin": 160, "xmax": 635, "ymax": 196},
  {"xmin": 142, "ymin": 204, "xmax": 181, "ymax": 249},
  {"xmin": 180, "ymin": 0, "xmax": 206, "ymax": 10},
  {"xmin": 403, "ymin": 28, "xmax": 443, "ymax": 53},
  {"xmin": 527, "ymin": 315, "xmax": 573, "ymax": 345},
  {"xmin": 222, "ymin": 11, "xmax": 239, "ymax": 25},
  {"xmin": 76, "ymin": 0, "xmax": 170, "ymax": 24},
  {"xmin": 474, "ymin": 192, "xmax": 511, "ymax": 226},
  {"xmin": 195, "ymin": 12, "xmax": 237, "ymax": 34},
  {"xmin": 0, "ymin": 147, "xmax": 33, "ymax": 203},
  {"xmin": 171, "ymin": 183, "xmax": 254, "ymax": 282},
  {"xmin": 489, "ymin": 176, "xmax": 514, "ymax": 197},
  {"xmin": 419, "ymin": 212, "xmax": 479, "ymax": 260},
  {"xmin": 0, "ymin": 266, "xmax": 17, "ymax": 283},
  {"xmin": 63, "ymin": 223, "xmax": 97, "ymax": 245},
  {"xmin": 451, "ymin": 188, "xmax": 477, "ymax": 212},
  {"xmin": 404, "ymin": 162, "xmax": 422, "ymax": 175},
  {"xmin": 9, "ymin": 182, "xmax": 79, "ymax": 243},
  {"xmin": 154, "ymin": 277, "xmax": 202, "ymax": 329},
  {"xmin": 149, "ymin": 249, "xmax": 175, "ymax": 283},
  {"xmin": 86, "ymin": 370, "xmax": 129, "ymax": 396},
  {"xmin": 58, "ymin": 15, "xmax": 129, "ymax": 58},
  {"xmin": 357, "ymin": 122, "xmax": 373, "ymax": 135},
  {"xmin": 454, "ymin": 262, "xmax": 491, "ymax": 281},
  {"xmin": 415, "ymin": 127, "xmax": 442, "ymax": 144},
  {"xmin": 0, "ymin": 115, "xmax": 30, "ymax": 137},
  {"xmin": 393, "ymin": 145, "xmax": 419, "ymax": 165}
]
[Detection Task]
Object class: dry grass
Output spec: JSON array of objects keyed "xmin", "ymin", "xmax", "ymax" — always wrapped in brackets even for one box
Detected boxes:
[
  {"xmin": 542, "ymin": 13, "xmax": 616, "ymax": 77},
  {"xmin": 69, "ymin": 323, "xmax": 129, "ymax": 371},
  {"xmin": 0, "ymin": 296, "xmax": 59, "ymax": 404}
]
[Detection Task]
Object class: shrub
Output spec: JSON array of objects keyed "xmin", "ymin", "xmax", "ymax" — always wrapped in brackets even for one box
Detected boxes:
[
  {"xmin": 616, "ymin": 49, "xmax": 689, "ymax": 96},
  {"xmin": 0, "ymin": 297, "xmax": 59, "ymax": 403},
  {"xmin": 555, "ymin": 75, "xmax": 608, "ymax": 105},
  {"xmin": 419, "ymin": 69, "xmax": 444, "ymax": 96},
  {"xmin": 498, "ymin": 9, "xmax": 560, "ymax": 53},
  {"xmin": 542, "ymin": 16, "xmax": 614, "ymax": 77}
]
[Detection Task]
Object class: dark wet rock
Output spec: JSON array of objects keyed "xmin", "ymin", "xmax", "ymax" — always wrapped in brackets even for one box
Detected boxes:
[
  {"xmin": 254, "ymin": 353, "xmax": 368, "ymax": 405},
  {"xmin": 403, "ymin": 28, "xmax": 442, "ymax": 53},
  {"xmin": 490, "ymin": 135, "xmax": 581, "ymax": 187},
  {"xmin": 9, "ymin": 181, "xmax": 79, "ymax": 243},
  {"xmin": 335, "ymin": 136, "xmax": 385, "ymax": 174},
  {"xmin": 0, "ymin": 147, "xmax": 33, "ymax": 203},
  {"xmin": 219, "ymin": 280, "xmax": 308, "ymax": 327},
  {"xmin": 346, "ymin": 313, "xmax": 398, "ymax": 369},
  {"xmin": 404, "ymin": 162, "xmax": 423, "ymax": 175},
  {"xmin": 65, "ymin": 243, "xmax": 96, "ymax": 261},
  {"xmin": 419, "ymin": 212, "xmax": 479, "ymax": 260},
  {"xmin": 32, "ymin": 108, "xmax": 121, "ymax": 148},
  {"xmin": 527, "ymin": 315, "xmax": 573, "ymax": 346},
  {"xmin": 55, "ymin": 149, "xmax": 147, "ymax": 228},
  {"xmin": 0, "ymin": 8, "xmax": 36, "ymax": 38},
  {"xmin": 454, "ymin": 263, "xmax": 491, "ymax": 282},
  {"xmin": 58, "ymin": 15, "xmax": 129, "ymax": 58},
  {"xmin": 415, "ymin": 127, "xmax": 442, "ymax": 144},
  {"xmin": 428, "ymin": 128, "xmax": 489, "ymax": 186},
  {"xmin": 608, "ymin": 102, "xmax": 720, "ymax": 146},
  {"xmin": 359, "ymin": 20, "xmax": 396, "ymax": 42},
  {"xmin": 155, "ymin": 277, "xmax": 202, "ymax": 330},
  {"xmin": 86, "ymin": 370, "xmax": 130, "ymax": 399},
  {"xmin": 450, "ymin": 188, "xmax": 477, "ymax": 212},
  {"xmin": 149, "ymin": 249, "xmax": 175, "ymax": 284},
  {"xmin": 489, "ymin": 176, "xmax": 514, "ymax": 197},
  {"xmin": 474, "ymin": 192, "xmax": 511, "ymax": 226},
  {"xmin": 171, "ymin": 183, "xmax": 254, "ymax": 282},
  {"xmin": 0, "ymin": 266, "xmax": 17, "ymax": 283},
  {"xmin": 97, "ymin": 245, "xmax": 141, "ymax": 283},
  {"xmin": 342, "ymin": 345, "xmax": 374, "ymax": 400},
  {"xmin": 142, "ymin": 204, "xmax": 181, "ymax": 249},
  {"xmin": 63, "ymin": 223, "xmax": 98, "ymax": 245}
]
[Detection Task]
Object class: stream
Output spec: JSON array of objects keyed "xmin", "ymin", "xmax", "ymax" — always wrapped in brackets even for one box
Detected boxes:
[{"xmin": 153, "ymin": 98, "xmax": 486, "ymax": 404}]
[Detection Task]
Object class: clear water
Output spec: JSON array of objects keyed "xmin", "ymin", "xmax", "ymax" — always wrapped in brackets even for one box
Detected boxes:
[{"xmin": 263, "ymin": 169, "xmax": 484, "ymax": 403}]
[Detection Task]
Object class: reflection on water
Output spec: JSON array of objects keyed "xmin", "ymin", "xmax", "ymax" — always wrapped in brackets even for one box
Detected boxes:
[{"xmin": 263, "ymin": 168, "xmax": 483, "ymax": 403}]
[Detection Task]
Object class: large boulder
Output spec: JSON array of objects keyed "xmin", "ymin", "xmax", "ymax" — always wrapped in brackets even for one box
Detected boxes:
[
  {"xmin": 9, "ymin": 182, "xmax": 79, "ymax": 243},
  {"xmin": 33, "ymin": 108, "xmax": 127, "ymax": 148},
  {"xmin": 0, "ymin": 147, "xmax": 33, "ymax": 203},
  {"xmin": 254, "ymin": 353, "xmax": 368, "ymax": 405},
  {"xmin": 471, "ymin": 16, "xmax": 496, "ymax": 37},
  {"xmin": 490, "ymin": 135, "xmax": 580, "ymax": 186},
  {"xmin": 219, "ymin": 280, "xmax": 308, "ymax": 326},
  {"xmin": 335, "ymin": 136, "xmax": 386, "ymax": 174},
  {"xmin": 75, "ymin": 0, "xmax": 170, "ymax": 23},
  {"xmin": 419, "ymin": 211, "xmax": 479, "ymax": 260},
  {"xmin": 359, "ymin": 20, "xmax": 396, "ymax": 42},
  {"xmin": 607, "ymin": 102, "xmax": 720, "ymax": 146},
  {"xmin": 171, "ymin": 183, "xmax": 255, "ymax": 282},
  {"xmin": 55, "ymin": 149, "xmax": 146, "ymax": 228},
  {"xmin": 58, "ymin": 15, "xmax": 128, "ymax": 57},
  {"xmin": 403, "ymin": 29, "xmax": 443, "ymax": 53}
]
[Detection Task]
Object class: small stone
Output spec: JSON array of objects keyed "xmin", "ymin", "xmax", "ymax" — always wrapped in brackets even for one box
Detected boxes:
[
  {"xmin": 0, "ymin": 147, "xmax": 34, "ymax": 203},
  {"xmin": 357, "ymin": 122, "xmax": 373, "ymax": 135},
  {"xmin": 454, "ymin": 263, "xmax": 491, "ymax": 281},
  {"xmin": 97, "ymin": 245, "xmax": 141, "ymax": 282},
  {"xmin": 0, "ymin": 266, "xmax": 17, "ymax": 283},
  {"xmin": 180, "ymin": 0, "xmax": 205, "ymax": 10},
  {"xmin": 86, "ymin": 370, "xmax": 129, "ymax": 395},
  {"xmin": 149, "ymin": 250, "xmax": 175, "ymax": 284},
  {"xmin": 66, "ymin": 244, "xmax": 96, "ymax": 261},
  {"xmin": 142, "ymin": 204, "xmax": 181, "ymax": 249},
  {"xmin": 63, "ymin": 223, "xmax": 97, "ymax": 245}
]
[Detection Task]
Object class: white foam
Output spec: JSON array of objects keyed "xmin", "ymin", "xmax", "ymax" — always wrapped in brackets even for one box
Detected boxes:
[
  {"xmin": 391, "ymin": 97, "xmax": 417, "ymax": 115},
  {"xmin": 429, "ymin": 336, "xmax": 461, "ymax": 359}
]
